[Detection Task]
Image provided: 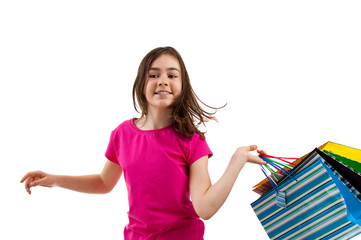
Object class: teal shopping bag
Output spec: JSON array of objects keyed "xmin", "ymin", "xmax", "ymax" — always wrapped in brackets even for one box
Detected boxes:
[
  {"xmin": 251, "ymin": 149, "xmax": 361, "ymax": 240},
  {"xmin": 318, "ymin": 149, "xmax": 361, "ymax": 227}
]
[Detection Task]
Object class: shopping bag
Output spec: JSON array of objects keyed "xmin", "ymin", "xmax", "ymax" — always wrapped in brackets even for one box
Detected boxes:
[
  {"xmin": 251, "ymin": 147, "xmax": 361, "ymax": 240},
  {"xmin": 320, "ymin": 150, "xmax": 361, "ymax": 202},
  {"xmin": 319, "ymin": 142, "xmax": 361, "ymax": 164},
  {"xmin": 252, "ymin": 142, "xmax": 361, "ymax": 195},
  {"xmin": 319, "ymin": 142, "xmax": 361, "ymax": 202},
  {"xmin": 317, "ymin": 149, "xmax": 361, "ymax": 226}
]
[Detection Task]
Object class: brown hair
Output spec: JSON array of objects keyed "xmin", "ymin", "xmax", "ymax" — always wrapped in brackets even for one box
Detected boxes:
[{"xmin": 132, "ymin": 46, "xmax": 225, "ymax": 139}]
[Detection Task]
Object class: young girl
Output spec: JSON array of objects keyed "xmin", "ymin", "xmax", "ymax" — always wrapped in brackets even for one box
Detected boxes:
[{"xmin": 21, "ymin": 46, "xmax": 266, "ymax": 240}]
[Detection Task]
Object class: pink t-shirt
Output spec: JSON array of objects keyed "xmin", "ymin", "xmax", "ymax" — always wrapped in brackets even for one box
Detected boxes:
[{"xmin": 105, "ymin": 119, "xmax": 213, "ymax": 240}]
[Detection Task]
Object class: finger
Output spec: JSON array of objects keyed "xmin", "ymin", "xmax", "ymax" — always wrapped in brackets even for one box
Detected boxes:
[
  {"xmin": 249, "ymin": 154, "xmax": 267, "ymax": 165},
  {"xmin": 259, "ymin": 157, "xmax": 267, "ymax": 165},
  {"xmin": 24, "ymin": 177, "xmax": 33, "ymax": 194},
  {"xmin": 248, "ymin": 145, "xmax": 258, "ymax": 151},
  {"xmin": 21, "ymin": 171, "xmax": 42, "ymax": 183},
  {"xmin": 27, "ymin": 178, "xmax": 33, "ymax": 194},
  {"xmin": 20, "ymin": 172, "xmax": 34, "ymax": 183},
  {"xmin": 257, "ymin": 149, "xmax": 267, "ymax": 155}
]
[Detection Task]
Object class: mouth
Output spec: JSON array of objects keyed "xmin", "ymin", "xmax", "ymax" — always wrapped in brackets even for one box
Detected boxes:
[{"xmin": 154, "ymin": 91, "xmax": 172, "ymax": 95}]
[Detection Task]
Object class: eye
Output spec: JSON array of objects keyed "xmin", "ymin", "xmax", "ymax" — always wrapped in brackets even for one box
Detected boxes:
[
  {"xmin": 149, "ymin": 74, "xmax": 159, "ymax": 78},
  {"xmin": 168, "ymin": 75, "xmax": 178, "ymax": 79}
]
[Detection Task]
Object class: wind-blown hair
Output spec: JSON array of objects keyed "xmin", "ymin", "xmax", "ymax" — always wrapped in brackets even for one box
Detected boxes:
[{"xmin": 132, "ymin": 46, "xmax": 225, "ymax": 139}]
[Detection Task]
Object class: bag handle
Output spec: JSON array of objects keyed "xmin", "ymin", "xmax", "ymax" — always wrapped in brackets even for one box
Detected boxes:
[
  {"xmin": 259, "ymin": 154, "xmax": 298, "ymax": 208},
  {"xmin": 259, "ymin": 155, "xmax": 298, "ymax": 181}
]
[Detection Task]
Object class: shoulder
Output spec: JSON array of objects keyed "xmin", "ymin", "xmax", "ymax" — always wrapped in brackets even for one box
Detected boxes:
[
  {"xmin": 111, "ymin": 119, "xmax": 133, "ymax": 132},
  {"xmin": 174, "ymin": 131, "xmax": 209, "ymax": 149},
  {"xmin": 108, "ymin": 119, "xmax": 134, "ymax": 140},
  {"xmin": 189, "ymin": 131, "xmax": 207, "ymax": 143},
  {"xmin": 179, "ymin": 131, "xmax": 209, "ymax": 151},
  {"xmin": 186, "ymin": 131, "xmax": 213, "ymax": 164}
]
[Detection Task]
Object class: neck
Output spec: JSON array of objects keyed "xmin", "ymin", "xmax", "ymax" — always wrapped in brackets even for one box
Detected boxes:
[{"xmin": 136, "ymin": 108, "xmax": 173, "ymax": 130}]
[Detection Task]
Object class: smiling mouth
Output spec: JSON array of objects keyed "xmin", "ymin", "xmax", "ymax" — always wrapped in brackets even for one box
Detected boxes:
[{"xmin": 155, "ymin": 91, "xmax": 172, "ymax": 95}]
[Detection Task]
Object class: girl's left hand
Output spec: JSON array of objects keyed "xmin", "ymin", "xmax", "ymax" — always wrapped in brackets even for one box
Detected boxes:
[{"xmin": 232, "ymin": 145, "xmax": 267, "ymax": 165}]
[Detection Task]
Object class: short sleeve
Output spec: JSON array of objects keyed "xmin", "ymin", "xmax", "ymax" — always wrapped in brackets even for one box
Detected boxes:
[
  {"xmin": 105, "ymin": 130, "xmax": 120, "ymax": 165},
  {"xmin": 188, "ymin": 133, "xmax": 213, "ymax": 166}
]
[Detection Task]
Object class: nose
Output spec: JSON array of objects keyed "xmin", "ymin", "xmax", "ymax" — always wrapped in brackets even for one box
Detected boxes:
[
  {"xmin": 158, "ymin": 81, "xmax": 168, "ymax": 86},
  {"xmin": 158, "ymin": 76, "xmax": 168, "ymax": 86}
]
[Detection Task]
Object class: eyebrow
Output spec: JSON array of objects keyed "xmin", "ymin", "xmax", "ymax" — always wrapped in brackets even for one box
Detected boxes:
[{"xmin": 149, "ymin": 67, "xmax": 180, "ymax": 72}]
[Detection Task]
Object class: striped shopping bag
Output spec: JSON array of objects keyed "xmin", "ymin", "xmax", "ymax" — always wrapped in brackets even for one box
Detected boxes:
[{"xmin": 251, "ymin": 146, "xmax": 361, "ymax": 240}]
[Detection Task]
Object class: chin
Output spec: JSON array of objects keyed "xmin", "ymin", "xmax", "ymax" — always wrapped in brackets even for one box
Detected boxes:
[{"xmin": 150, "ymin": 102, "xmax": 174, "ymax": 110}]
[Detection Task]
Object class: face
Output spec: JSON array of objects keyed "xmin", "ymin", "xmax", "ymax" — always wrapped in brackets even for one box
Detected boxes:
[{"xmin": 143, "ymin": 54, "xmax": 182, "ymax": 112}]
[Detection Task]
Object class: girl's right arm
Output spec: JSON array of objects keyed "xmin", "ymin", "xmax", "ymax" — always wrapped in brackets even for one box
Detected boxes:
[{"xmin": 20, "ymin": 160, "xmax": 123, "ymax": 195}]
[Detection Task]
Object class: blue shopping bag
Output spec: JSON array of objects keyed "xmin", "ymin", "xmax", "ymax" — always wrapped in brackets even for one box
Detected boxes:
[{"xmin": 251, "ymin": 148, "xmax": 361, "ymax": 240}]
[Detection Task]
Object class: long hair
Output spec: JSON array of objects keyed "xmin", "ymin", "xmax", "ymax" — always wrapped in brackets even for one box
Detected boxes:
[{"xmin": 132, "ymin": 46, "xmax": 225, "ymax": 139}]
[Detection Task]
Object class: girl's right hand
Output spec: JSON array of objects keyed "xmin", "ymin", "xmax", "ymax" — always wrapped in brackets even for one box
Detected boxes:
[{"xmin": 20, "ymin": 171, "xmax": 57, "ymax": 194}]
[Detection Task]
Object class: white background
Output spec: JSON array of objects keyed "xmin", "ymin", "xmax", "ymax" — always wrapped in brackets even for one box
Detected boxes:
[{"xmin": 1, "ymin": 0, "xmax": 361, "ymax": 239}]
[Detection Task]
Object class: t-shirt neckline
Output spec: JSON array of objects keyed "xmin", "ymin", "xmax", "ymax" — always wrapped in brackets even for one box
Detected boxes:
[{"xmin": 130, "ymin": 118, "xmax": 174, "ymax": 134}]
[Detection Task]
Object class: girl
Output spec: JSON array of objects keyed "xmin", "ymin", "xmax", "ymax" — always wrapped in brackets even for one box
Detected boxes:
[{"xmin": 21, "ymin": 46, "xmax": 266, "ymax": 240}]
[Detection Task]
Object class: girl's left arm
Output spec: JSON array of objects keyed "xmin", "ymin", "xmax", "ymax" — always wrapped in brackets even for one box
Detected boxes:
[{"xmin": 189, "ymin": 145, "xmax": 266, "ymax": 220}]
